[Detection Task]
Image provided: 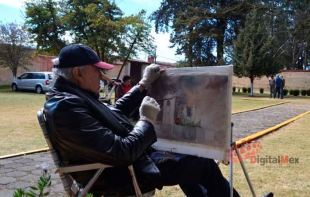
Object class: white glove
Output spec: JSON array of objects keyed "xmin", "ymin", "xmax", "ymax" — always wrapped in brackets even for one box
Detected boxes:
[
  {"xmin": 139, "ymin": 64, "xmax": 161, "ymax": 87},
  {"xmin": 139, "ymin": 96, "xmax": 160, "ymax": 125}
]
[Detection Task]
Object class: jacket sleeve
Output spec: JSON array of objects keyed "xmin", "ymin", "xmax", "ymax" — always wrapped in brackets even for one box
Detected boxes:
[
  {"xmin": 44, "ymin": 96, "xmax": 157, "ymax": 167},
  {"xmin": 114, "ymin": 86, "xmax": 147, "ymax": 117}
]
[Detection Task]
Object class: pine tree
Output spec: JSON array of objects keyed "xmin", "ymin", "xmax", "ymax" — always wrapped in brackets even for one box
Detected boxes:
[{"xmin": 232, "ymin": 8, "xmax": 280, "ymax": 96}]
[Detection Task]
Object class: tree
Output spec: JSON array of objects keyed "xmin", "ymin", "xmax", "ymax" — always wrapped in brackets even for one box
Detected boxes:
[
  {"xmin": 151, "ymin": 0, "xmax": 253, "ymax": 66},
  {"xmin": 280, "ymin": 1, "xmax": 310, "ymax": 70},
  {"xmin": 24, "ymin": 0, "xmax": 155, "ymax": 68},
  {"xmin": 261, "ymin": 0, "xmax": 310, "ymax": 70},
  {"xmin": 0, "ymin": 22, "xmax": 33, "ymax": 78},
  {"xmin": 232, "ymin": 8, "xmax": 282, "ymax": 96},
  {"xmin": 116, "ymin": 10, "xmax": 155, "ymax": 79},
  {"xmin": 24, "ymin": 0, "xmax": 67, "ymax": 55},
  {"xmin": 63, "ymin": 0, "xmax": 156, "ymax": 82},
  {"xmin": 61, "ymin": 0, "xmax": 154, "ymax": 65},
  {"xmin": 61, "ymin": 0, "xmax": 123, "ymax": 62}
]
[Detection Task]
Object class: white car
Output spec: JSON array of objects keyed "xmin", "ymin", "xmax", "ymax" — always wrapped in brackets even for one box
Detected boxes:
[{"xmin": 12, "ymin": 72, "xmax": 54, "ymax": 94}]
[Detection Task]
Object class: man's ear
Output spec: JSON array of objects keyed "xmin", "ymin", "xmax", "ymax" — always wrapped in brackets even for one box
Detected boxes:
[{"xmin": 72, "ymin": 67, "xmax": 83, "ymax": 82}]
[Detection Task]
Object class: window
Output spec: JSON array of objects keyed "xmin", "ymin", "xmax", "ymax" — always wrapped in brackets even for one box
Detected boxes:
[
  {"xmin": 20, "ymin": 73, "xmax": 33, "ymax": 79},
  {"xmin": 33, "ymin": 73, "xmax": 45, "ymax": 79}
]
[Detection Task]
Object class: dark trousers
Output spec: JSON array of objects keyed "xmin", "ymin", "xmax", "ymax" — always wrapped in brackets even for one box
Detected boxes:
[
  {"xmin": 269, "ymin": 86, "xmax": 275, "ymax": 98},
  {"xmin": 150, "ymin": 151, "xmax": 240, "ymax": 197},
  {"xmin": 280, "ymin": 87, "xmax": 284, "ymax": 99},
  {"xmin": 274, "ymin": 86, "xmax": 281, "ymax": 98},
  {"xmin": 88, "ymin": 151, "xmax": 240, "ymax": 197}
]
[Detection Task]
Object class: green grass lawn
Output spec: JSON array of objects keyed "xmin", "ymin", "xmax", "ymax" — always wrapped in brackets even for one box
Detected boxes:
[
  {"xmin": 232, "ymin": 94, "xmax": 285, "ymax": 113},
  {"xmin": 0, "ymin": 89, "xmax": 46, "ymax": 156},
  {"xmin": 0, "ymin": 86, "xmax": 307, "ymax": 156},
  {"xmin": 219, "ymin": 113, "xmax": 310, "ymax": 197}
]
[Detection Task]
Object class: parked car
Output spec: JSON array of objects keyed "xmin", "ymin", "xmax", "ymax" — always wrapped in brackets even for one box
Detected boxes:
[{"xmin": 12, "ymin": 72, "xmax": 54, "ymax": 94}]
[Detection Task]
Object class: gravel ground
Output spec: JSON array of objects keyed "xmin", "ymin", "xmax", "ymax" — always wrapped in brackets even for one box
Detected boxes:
[{"xmin": 231, "ymin": 103, "xmax": 310, "ymax": 142}]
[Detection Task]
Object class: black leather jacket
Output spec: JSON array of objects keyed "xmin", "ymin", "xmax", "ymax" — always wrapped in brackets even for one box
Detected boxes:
[{"xmin": 44, "ymin": 77, "xmax": 163, "ymax": 190}]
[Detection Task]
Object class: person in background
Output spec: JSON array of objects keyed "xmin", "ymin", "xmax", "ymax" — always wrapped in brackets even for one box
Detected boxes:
[
  {"xmin": 280, "ymin": 75, "xmax": 285, "ymax": 99},
  {"xmin": 115, "ymin": 75, "xmax": 132, "ymax": 101},
  {"xmin": 274, "ymin": 74, "xmax": 282, "ymax": 99},
  {"xmin": 268, "ymin": 75, "xmax": 275, "ymax": 98}
]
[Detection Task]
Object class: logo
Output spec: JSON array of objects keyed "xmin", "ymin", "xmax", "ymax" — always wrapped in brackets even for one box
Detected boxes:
[
  {"xmin": 226, "ymin": 138, "xmax": 262, "ymax": 163},
  {"xmin": 226, "ymin": 138, "xmax": 299, "ymax": 165}
]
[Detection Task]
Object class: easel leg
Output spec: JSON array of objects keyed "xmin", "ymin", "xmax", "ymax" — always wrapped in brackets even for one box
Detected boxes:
[
  {"xmin": 230, "ymin": 122, "xmax": 257, "ymax": 197},
  {"xmin": 229, "ymin": 146, "xmax": 233, "ymax": 197},
  {"xmin": 229, "ymin": 123, "xmax": 234, "ymax": 197},
  {"xmin": 234, "ymin": 147, "xmax": 257, "ymax": 197}
]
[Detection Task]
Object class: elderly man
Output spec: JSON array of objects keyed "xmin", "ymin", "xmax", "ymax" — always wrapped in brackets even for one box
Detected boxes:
[{"xmin": 44, "ymin": 44, "xmax": 241, "ymax": 197}]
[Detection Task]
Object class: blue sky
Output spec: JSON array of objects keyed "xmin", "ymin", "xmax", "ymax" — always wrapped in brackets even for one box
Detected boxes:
[{"xmin": 0, "ymin": 0, "xmax": 183, "ymax": 63}]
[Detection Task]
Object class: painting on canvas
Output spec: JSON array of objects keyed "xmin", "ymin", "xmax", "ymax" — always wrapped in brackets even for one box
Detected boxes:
[{"xmin": 148, "ymin": 66, "xmax": 232, "ymax": 161}]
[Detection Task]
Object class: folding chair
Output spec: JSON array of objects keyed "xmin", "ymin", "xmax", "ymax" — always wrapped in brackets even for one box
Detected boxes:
[{"xmin": 37, "ymin": 108, "xmax": 155, "ymax": 197}]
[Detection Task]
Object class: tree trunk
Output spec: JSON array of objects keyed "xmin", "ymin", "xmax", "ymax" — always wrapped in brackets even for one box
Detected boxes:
[
  {"xmin": 12, "ymin": 67, "xmax": 17, "ymax": 79},
  {"xmin": 250, "ymin": 77, "xmax": 254, "ymax": 97},
  {"xmin": 117, "ymin": 31, "xmax": 140, "ymax": 80},
  {"xmin": 216, "ymin": 18, "xmax": 225, "ymax": 65}
]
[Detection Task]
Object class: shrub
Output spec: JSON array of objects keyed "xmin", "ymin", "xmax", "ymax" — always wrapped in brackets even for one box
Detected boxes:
[
  {"xmin": 306, "ymin": 89, "xmax": 310, "ymax": 96},
  {"xmin": 13, "ymin": 169, "xmax": 51, "ymax": 197},
  {"xmin": 301, "ymin": 90, "xmax": 307, "ymax": 96},
  {"xmin": 13, "ymin": 169, "xmax": 93, "ymax": 197},
  {"xmin": 232, "ymin": 86, "xmax": 236, "ymax": 92},
  {"xmin": 242, "ymin": 87, "xmax": 247, "ymax": 93},
  {"xmin": 259, "ymin": 88, "xmax": 264, "ymax": 94},
  {"xmin": 293, "ymin": 89, "xmax": 300, "ymax": 96},
  {"xmin": 283, "ymin": 89, "xmax": 288, "ymax": 96},
  {"xmin": 247, "ymin": 87, "xmax": 251, "ymax": 93},
  {"xmin": 289, "ymin": 90, "xmax": 294, "ymax": 95}
]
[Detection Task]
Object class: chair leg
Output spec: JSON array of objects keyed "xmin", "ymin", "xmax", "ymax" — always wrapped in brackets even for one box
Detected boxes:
[
  {"xmin": 128, "ymin": 166, "xmax": 142, "ymax": 197},
  {"xmin": 80, "ymin": 169, "xmax": 105, "ymax": 197}
]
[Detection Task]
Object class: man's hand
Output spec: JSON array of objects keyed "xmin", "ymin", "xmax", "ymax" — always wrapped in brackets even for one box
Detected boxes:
[
  {"xmin": 139, "ymin": 64, "xmax": 164, "ymax": 88},
  {"xmin": 139, "ymin": 96, "xmax": 160, "ymax": 125},
  {"xmin": 111, "ymin": 80, "xmax": 121, "ymax": 86}
]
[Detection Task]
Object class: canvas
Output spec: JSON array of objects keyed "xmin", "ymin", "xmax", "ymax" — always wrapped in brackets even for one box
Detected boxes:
[{"xmin": 149, "ymin": 66, "xmax": 233, "ymax": 161}]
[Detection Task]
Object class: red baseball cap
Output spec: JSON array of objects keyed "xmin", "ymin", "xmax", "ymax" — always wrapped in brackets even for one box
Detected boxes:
[{"xmin": 55, "ymin": 44, "xmax": 114, "ymax": 70}]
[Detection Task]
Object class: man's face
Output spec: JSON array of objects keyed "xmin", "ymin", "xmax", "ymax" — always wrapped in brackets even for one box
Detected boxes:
[{"xmin": 78, "ymin": 65, "xmax": 103, "ymax": 94}]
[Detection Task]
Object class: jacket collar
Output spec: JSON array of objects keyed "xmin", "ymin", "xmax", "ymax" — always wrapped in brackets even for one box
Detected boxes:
[{"xmin": 53, "ymin": 76, "xmax": 100, "ymax": 99}]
